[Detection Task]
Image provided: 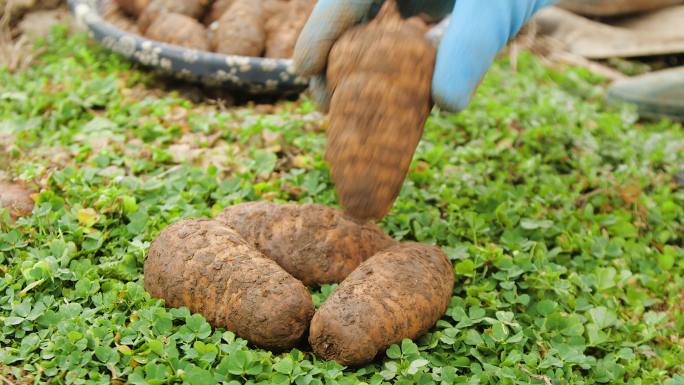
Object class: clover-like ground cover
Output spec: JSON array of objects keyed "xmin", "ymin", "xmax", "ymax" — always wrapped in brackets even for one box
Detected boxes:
[{"xmin": 0, "ymin": 27, "xmax": 683, "ymax": 385}]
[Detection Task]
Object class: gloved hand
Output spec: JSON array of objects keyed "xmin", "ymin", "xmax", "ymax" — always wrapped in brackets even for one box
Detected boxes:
[{"xmin": 293, "ymin": 0, "xmax": 557, "ymax": 112}]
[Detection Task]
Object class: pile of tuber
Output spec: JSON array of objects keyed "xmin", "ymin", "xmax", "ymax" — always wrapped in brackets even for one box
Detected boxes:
[
  {"xmin": 324, "ymin": 0, "xmax": 436, "ymax": 221},
  {"xmin": 99, "ymin": 0, "xmax": 316, "ymax": 58}
]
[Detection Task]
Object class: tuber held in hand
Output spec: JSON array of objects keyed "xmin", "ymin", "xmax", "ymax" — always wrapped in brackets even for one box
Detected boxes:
[
  {"xmin": 210, "ymin": 0, "xmax": 266, "ymax": 56},
  {"xmin": 145, "ymin": 12, "xmax": 210, "ymax": 51},
  {"xmin": 144, "ymin": 218, "xmax": 314, "ymax": 350},
  {"xmin": 324, "ymin": 0, "xmax": 436, "ymax": 221},
  {"xmin": 309, "ymin": 243, "xmax": 454, "ymax": 366},
  {"xmin": 217, "ymin": 201, "xmax": 396, "ymax": 286}
]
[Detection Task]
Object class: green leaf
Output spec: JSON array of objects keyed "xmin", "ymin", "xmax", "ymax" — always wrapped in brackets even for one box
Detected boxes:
[
  {"xmin": 454, "ymin": 260, "xmax": 475, "ymax": 277},
  {"xmin": 274, "ymin": 356, "xmax": 294, "ymax": 375},
  {"xmin": 464, "ymin": 330, "xmax": 484, "ymax": 346},
  {"xmin": 386, "ymin": 344, "xmax": 401, "ymax": 359}
]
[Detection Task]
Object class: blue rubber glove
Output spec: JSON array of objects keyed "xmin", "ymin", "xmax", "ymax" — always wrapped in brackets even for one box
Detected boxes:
[{"xmin": 294, "ymin": 0, "xmax": 557, "ymax": 112}]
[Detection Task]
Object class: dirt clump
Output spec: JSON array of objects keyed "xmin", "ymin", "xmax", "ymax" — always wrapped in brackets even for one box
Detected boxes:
[
  {"xmin": 324, "ymin": 0, "xmax": 436, "ymax": 220},
  {"xmin": 0, "ymin": 181, "xmax": 34, "ymax": 220}
]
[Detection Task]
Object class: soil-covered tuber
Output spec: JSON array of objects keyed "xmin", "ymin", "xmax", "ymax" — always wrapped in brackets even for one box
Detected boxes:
[
  {"xmin": 264, "ymin": 0, "xmax": 315, "ymax": 58},
  {"xmin": 145, "ymin": 12, "xmax": 210, "ymax": 51},
  {"xmin": 210, "ymin": 0, "xmax": 266, "ymax": 56},
  {"xmin": 144, "ymin": 218, "xmax": 314, "ymax": 350},
  {"xmin": 217, "ymin": 202, "xmax": 396, "ymax": 286},
  {"xmin": 203, "ymin": 0, "xmax": 235, "ymax": 24},
  {"xmin": 325, "ymin": 1, "xmax": 436, "ymax": 220},
  {"xmin": 138, "ymin": 0, "xmax": 209, "ymax": 33},
  {"xmin": 309, "ymin": 243, "xmax": 454, "ymax": 366},
  {"xmin": 114, "ymin": 0, "xmax": 150, "ymax": 18},
  {"xmin": 103, "ymin": 2, "xmax": 141, "ymax": 34}
]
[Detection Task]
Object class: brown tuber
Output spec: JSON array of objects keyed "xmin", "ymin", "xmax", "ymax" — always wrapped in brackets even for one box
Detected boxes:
[
  {"xmin": 203, "ymin": 0, "xmax": 235, "ymax": 25},
  {"xmin": 103, "ymin": 1, "xmax": 141, "ymax": 34},
  {"xmin": 138, "ymin": 0, "xmax": 209, "ymax": 33},
  {"xmin": 145, "ymin": 12, "xmax": 210, "ymax": 51},
  {"xmin": 264, "ymin": 0, "xmax": 316, "ymax": 58},
  {"xmin": 114, "ymin": 0, "xmax": 150, "ymax": 18},
  {"xmin": 210, "ymin": 0, "xmax": 266, "ymax": 56},
  {"xmin": 324, "ymin": 0, "xmax": 436, "ymax": 221},
  {"xmin": 144, "ymin": 218, "xmax": 314, "ymax": 350},
  {"xmin": 216, "ymin": 201, "xmax": 396, "ymax": 286},
  {"xmin": 309, "ymin": 243, "xmax": 454, "ymax": 366}
]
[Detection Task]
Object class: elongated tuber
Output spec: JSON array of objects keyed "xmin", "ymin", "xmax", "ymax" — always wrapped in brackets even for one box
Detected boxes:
[
  {"xmin": 216, "ymin": 202, "xmax": 396, "ymax": 286},
  {"xmin": 144, "ymin": 218, "xmax": 314, "ymax": 350},
  {"xmin": 309, "ymin": 243, "xmax": 454, "ymax": 366},
  {"xmin": 210, "ymin": 0, "xmax": 266, "ymax": 56},
  {"xmin": 145, "ymin": 12, "xmax": 210, "ymax": 51},
  {"xmin": 325, "ymin": 1, "xmax": 436, "ymax": 220}
]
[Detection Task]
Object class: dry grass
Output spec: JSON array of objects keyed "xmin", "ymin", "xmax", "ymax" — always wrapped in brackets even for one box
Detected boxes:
[{"xmin": 0, "ymin": 0, "xmax": 47, "ymax": 72}]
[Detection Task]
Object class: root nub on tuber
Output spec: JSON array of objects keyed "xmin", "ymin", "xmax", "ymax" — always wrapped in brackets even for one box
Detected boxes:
[
  {"xmin": 210, "ymin": 0, "xmax": 266, "ymax": 56},
  {"xmin": 144, "ymin": 218, "xmax": 314, "ymax": 350},
  {"xmin": 324, "ymin": 0, "xmax": 436, "ymax": 221},
  {"xmin": 217, "ymin": 202, "xmax": 396, "ymax": 286},
  {"xmin": 309, "ymin": 243, "xmax": 454, "ymax": 366},
  {"xmin": 145, "ymin": 12, "xmax": 210, "ymax": 51}
]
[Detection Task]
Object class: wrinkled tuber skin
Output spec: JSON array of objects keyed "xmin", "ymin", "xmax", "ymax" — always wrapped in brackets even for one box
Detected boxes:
[
  {"xmin": 145, "ymin": 13, "xmax": 210, "ymax": 51},
  {"xmin": 203, "ymin": 0, "xmax": 235, "ymax": 25},
  {"xmin": 114, "ymin": 0, "xmax": 150, "ymax": 18},
  {"xmin": 144, "ymin": 219, "xmax": 314, "ymax": 350},
  {"xmin": 265, "ymin": 0, "xmax": 315, "ymax": 59},
  {"xmin": 0, "ymin": 181, "xmax": 34, "ymax": 220},
  {"xmin": 138, "ymin": 0, "xmax": 208, "ymax": 33},
  {"xmin": 309, "ymin": 243, "xmax": 454, "ymax": 366},
  {"xmin": 216, "ymin": 202, "xmax": 396, "ymax": 286},
  {"xmin": 325, "ymin": 1, "xmax": 436, "ymax": 221},
  {"xmin": 210, "ymin": 0, "xmax": 266, "ymax": 56}
]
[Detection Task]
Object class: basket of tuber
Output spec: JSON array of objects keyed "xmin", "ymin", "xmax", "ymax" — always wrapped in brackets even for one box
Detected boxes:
[{"xmin": 67, "ymin": 0, "xmax": 314, "ymax": 94}]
